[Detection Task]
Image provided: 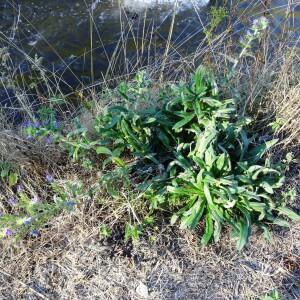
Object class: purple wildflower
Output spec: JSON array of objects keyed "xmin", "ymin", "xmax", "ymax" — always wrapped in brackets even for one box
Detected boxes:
[
  {"xmin": 24, "ymin": 217, "xmax": 33, "ymax": 225},
  {"xmin": 3, "ymin": 228, "xmax": 13, "ymax": 236},
  {"xmin": 44, "ymin": 135, "xmax": 54, "ymax": 144},
  {"xmin": 26, "ymin": 135, "xmax": 34, "ymax": 140},
  {"xmin": 17, "ymin": 184, "xmax": 24, "ymax": 193},
  {"xmin": 34, "ymin": 121, "xmax": 41, "ymax": 128},
  {"xmin": 31, "ymin": 195, "xmax": 40, "ymax": 204},
  {"xmin": 22, "ymin": 120, "xmax": 34, "ymax": 128},
  {"xmin": 30, "ymin": 230, "xmax": 40, "ymax": 238},
  {"xmin": 45, "ymin": 173, "xmax": 54, "ymax": 183},
  {"xmin": 41, "ymin": 120, "xmax": 49, "ymax": 127},
  {"xmin": 239, "ymin": 36, "xmax": 246, "ymax": 44},
  {"xmin": 7, "ymin": 197, "xmax": 17, "ymax": 207}
]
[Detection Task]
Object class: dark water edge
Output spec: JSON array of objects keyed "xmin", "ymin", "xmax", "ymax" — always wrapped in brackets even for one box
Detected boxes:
[
  {"xmin": 0, "ymin": 0, "xmax": 299, "ymax": 122},
  {"xmin": 1, "ymin": 1, "xmax": 298, "ymax": 82},
  {"xmin": 1, "ymin": 1, "xmax": 211, "ymax": 85}
]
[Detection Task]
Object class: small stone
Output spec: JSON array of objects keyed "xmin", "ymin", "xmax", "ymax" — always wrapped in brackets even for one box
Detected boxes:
[{"xmin": 136, "ymin": 282, "xmax": 149, "ymax": 298}]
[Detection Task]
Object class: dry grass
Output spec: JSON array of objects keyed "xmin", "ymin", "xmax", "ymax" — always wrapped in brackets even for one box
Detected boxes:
[
  {"xmin": 264, "ymin": 50, "xmax": 300, "ymax": 145},
  {"xmin": 1, "ymin": 199, "xmax": 300, "ymax": 300}
]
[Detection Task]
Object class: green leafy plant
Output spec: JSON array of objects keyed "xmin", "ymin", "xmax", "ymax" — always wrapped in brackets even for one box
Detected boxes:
[
  {"xmin": 99, "ymin": 224, "xmax": 112, "ymax": 239},
  {"xmin": 261, "ymin": 290, "xmax": 281, "ymax": 300},
  {"xmin": 94, "ymin": 67, "xmax": 299, "ymax": 249},
  {"xmin": 0, "ymin": 180, "xmax": 81, "ymax": 240},
  {"xmin": 23, "ymin": 67, "xmax": 299, "ymax": 249},
  {"xmin": 0, "ymin": 193, "xmax": 64, "ymax": 239},
  {"xmin": 99, "ymin": 165, "xmax": 130, "ymax": 198},
  {"xmin": 125, "ymin": 223, "xmax": 142, "ymax": 241},
  {"xmin": 0, "ymin": 161, "xmax": 18, "ymax": 187}
]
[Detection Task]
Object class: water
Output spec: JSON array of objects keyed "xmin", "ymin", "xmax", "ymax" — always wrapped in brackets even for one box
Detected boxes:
[
  {"xmin": 0, "ymin": 0, "xmax": 299, "ymax": 88},
  {"xmin": 0, "ymin": 0, "xmax": 210, "ymax": 86}
]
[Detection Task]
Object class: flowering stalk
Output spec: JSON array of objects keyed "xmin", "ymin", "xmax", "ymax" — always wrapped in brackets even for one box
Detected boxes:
[{"xmin": 230, "ymin": 17, "xmax": 269, "ymax": 76}]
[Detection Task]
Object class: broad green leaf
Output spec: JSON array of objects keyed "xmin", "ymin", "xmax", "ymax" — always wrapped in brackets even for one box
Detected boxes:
[
  {"xmin": 9, "ymin": 173, "xmax": 18, "ymax": 187},
  {"xmin": 202, "ymin": 97, "xmax": 222, "ymax": 107},
  {"xmin": 158, "ymin": 129, "xmax": 171, "ymax": 148},
  {"xmin": 277, "ymin": 206, "xmax": 300, "ymax": 221},
  {"xmin": 194, "ymin": 66, "xmax": 206, "ymax": 94},
  {"xmin": 96, "ymin": 147, "xmax": 112, "ymax": 155},
  {"xmin": 260, "ymin": 182, "xmax": 274, "ymax": 194},
  {"xmin": 103, "ymin": 115, "xmax": 120, "ymax": 129},
  {"xmin": 1, "ymin": 169, "xmax": 9, "ymax": 178},
  {"xmin": 214, "ymin": 107, "xmax": 236, "ymax": 118},
  {"xmin": 223, "ymin": 199, "xmax": 237, "ymax": 209},
  {"xmin": 248, "ymin": 165, "xmax": 263, "ymax": 174},
  {"xmin": 215, "ymin": 153, "xmax": 226, "ymax": 172},
  {"xmin": 236, "ymin": 220, "xmax": 250, "ymax": 250},
  {"xmin": 172, "ymin": 114, "xmax": 194, "ymax": 131},
  {"xmin": 201, "ymin": 213, "xmax": 214, "ymax": 245},
  {"xmin": 260, "ymin": 225, "xmax": 273, "ymax": 242},
  {"xmin": 249, "ymin": 202, "xmax": 267, "ymax": 211},
  {"xmin": 273, "ymin": 218, "xmax": 290, "ymax": 227},
  {"xmin": 210, "ymin": 204, "xmax": 224, "ymax": 223},
  {"xmin": 112, "ymin": 157, "xmax": 126, "ymax": 167},
  {"xmin": 204, "ymin": 144, "xmax": 216, "ymax": 169},
  {"xmin": 252, "ymin": 168, "xmax": 281, "ymax": 180},
  {"xmin": 174, "ymin": 152, "xmax": 192, "ymax": 171},
  {"xmin": 180, "ymin": 200, "xmax": 205, "ymax": 230},
  {"xmin": 213, "ymin": 219, "xmax": 222, "ymax": 242},
  {"xmin": 247, "ymin": 139, "xmax": 278, "ymax": 163},
  {"xmin": 167, "ymin": 185, "xmax": 200, "ymax": 196},
  {"xmin": 239, "ymin": 130, "xmax": 249, "ymax": 160},
  {"xmin": 203, "ymin": 183, "xmax": 213, "ymax": 205},
  {"xmin": 144, "ymin": 117, "xmax": 157, "ymax": 124},
  {"xmin": 194, "ymin": 125, "xmax": 217, "ymax": 159},
  {"xmin": 236, "ymin": 175, "xmax": 252, "ymax": 184},
  {"xmin": 192, "ymin": 157, "xmax": 206, "ymax": 169},
  {"xmin": 249, "ymin": 202, "xmax": 266, "ymax": 220}
]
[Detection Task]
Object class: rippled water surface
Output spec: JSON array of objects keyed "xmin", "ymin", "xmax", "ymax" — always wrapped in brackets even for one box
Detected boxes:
[{"xmin": 0, "ymin": 0, "xmax": 299, "ymax": 85}]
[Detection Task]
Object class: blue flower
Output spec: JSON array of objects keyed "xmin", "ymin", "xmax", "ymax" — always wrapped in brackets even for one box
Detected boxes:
[
  {"xmin": 31, "ymin": 195, "xmax": 40, "ymax": 204},
  {"xmin": 246, "ymin": 30, "xmax": 252, "ymax": 37},
  {"xmin": 41, "ymin": 120, "xmax": 49, "ymax": 127},
  {"xmin": 4, "ymin": 228, "xmax": 13, "ymax": 236},
  {"xmin": 45, "ymin": 173, "xmax": 54, "ymax": 183},
  {"xmin": 22, "ymin": 121, "xmax": 34, "ymax": 128},
  {"xmin": 26, "ymin": 135, "xmax": 34, "ymax": 140},
  {"xmin": 17, "ymin": 184, "xmax": 24, "ymax": 193},
  {"xmin": 8, "ymin": 197, "xmax": 17, "ymax": 207},
  {"xmin": 24, "ymin": 217, "xmax": 33, "ymax": 225},
  {"xmin": 34, "ymin": 121, "xmax": 41, "ymax": 128},
  {"xmin": 44, "ymin": 135, "xmax": 54, "ymax": 144},
  {"xmin": 30, "ymin": 230, "xmax": 40, "ymax": 238}
]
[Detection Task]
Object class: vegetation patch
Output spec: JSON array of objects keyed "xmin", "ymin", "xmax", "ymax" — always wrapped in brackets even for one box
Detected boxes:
[{"xmin": 3, "ymin": 66, "xmax": 298, "ymax": 249}]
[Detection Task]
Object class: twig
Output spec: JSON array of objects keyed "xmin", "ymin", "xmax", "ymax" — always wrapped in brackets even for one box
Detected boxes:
[{"xmin": 0, "ymin": 269, "xmax": 51, "ymax": 300}]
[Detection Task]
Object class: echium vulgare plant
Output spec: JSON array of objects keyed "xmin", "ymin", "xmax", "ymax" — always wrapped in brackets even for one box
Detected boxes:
[
  {"xmin": 0, "ymin": 175, "xmax": 81, "ymax": 240},
  {"xmin": 94, "ymin": 66, "xmax": 299, "ymax": 249}
]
